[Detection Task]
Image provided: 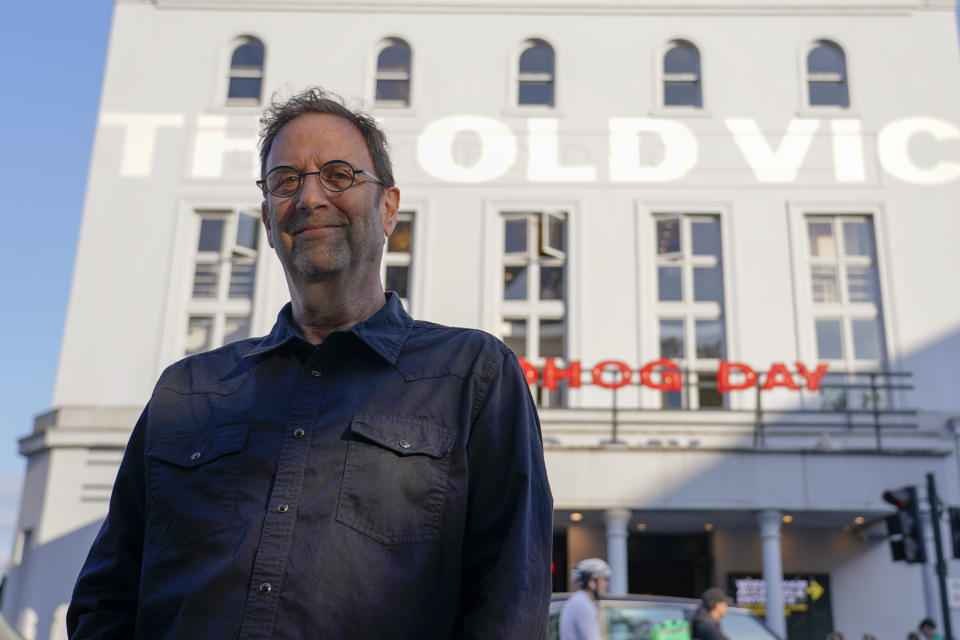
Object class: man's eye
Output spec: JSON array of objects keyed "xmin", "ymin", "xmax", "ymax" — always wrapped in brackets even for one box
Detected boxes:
[{"xmin": 279, "ymin": 175, "xmax": 299, "ymax": 185}]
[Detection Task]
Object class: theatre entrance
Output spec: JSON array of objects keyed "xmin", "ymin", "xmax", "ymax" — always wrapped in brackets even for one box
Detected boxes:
[{"xmin": 627, "ymin": 533, "xmax": 712, "ymax": 598}]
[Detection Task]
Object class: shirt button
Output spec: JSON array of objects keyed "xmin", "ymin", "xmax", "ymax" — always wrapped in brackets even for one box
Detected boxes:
[
  {"xmin": 293, "ymin": 428, "xmax": 305, "ymax": 439},
  {"xmin": 259, "ymin": 583, "xmax": 271, "ymax": 595},
  {"xmin": 311, "ymin": 369, "xmax": 322, "ymax": 377},
  {"xmin": 399, "ymin": 440, "xmax": 411, "ymax": 449},
  {"xmin": 190, "ymin": 452, "xmax": 202, "ymax": 461},
  {"xmin": 277, "ymin": 503, "xmax": 289, "ymax": 513}
]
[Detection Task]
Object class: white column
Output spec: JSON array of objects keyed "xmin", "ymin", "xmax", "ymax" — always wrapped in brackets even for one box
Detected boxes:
[
  {"xmin": 604, "ymin": 508, "xmax": 631, "ymax": 595},
  {"xmin": 922, "ymin": 497, "xmax": 941, "ymax": 623},
  {"xmin": 757, "ymin": 509, "xmax": 786, "ymax": 638}
]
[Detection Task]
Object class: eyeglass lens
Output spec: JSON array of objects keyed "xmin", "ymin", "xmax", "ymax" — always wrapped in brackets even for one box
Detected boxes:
[{"xmin": 265, "ymin": 161, "xmax": 356, "ymax": 197}]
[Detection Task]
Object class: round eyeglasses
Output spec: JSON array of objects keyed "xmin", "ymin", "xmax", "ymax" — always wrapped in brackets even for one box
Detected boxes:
[{"xmin": 257, "ymin": 160, "xmax": 384, "ymax": 198}]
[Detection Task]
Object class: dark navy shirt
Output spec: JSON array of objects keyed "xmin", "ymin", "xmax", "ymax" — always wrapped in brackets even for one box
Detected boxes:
[{"xmin": 67, "ymin": 294, "xmax": 553, "ymax": 639}]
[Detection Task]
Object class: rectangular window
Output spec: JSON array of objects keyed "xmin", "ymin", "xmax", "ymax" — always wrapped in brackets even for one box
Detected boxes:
[
  {"xmin": 498, "ymin": 211, "xmax": 567, "ymax": 407},
  {"xmin": 804, "ymin": 215, "xmax": 887, "ymax": 407},
  {"xmin": 654, "ymin": 213, "xmax": 726, "ymax": 409},
  {"xmin": 184, "ymin": 209, "xmax": 259, "ymax": 356},
  {"xmin": 382, "ymin": 211, "xmax": 415, "ymax": 308}
]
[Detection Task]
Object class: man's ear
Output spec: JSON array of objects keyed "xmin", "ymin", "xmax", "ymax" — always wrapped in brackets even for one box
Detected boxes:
[
  {"xmin": 380, "ymin": 186, "xmax": 400, "ymax": 237},
  {"xmin": 261, "ymin": 201, "xmax": 275, "ymax": 249}
]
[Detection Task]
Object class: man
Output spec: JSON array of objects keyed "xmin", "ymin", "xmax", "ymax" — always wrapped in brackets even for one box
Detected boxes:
[
  {"xmin": 67, "ymin": 87, "xmax": 553, "ymax": 639},
  {"xmin": 690, "ymin": 587, "xmax": 731, "ymax": 640},
  {"xmin": 559, "ymin": 558, "xmax": 611, "ymax": 640},
  {"xmin": 919, "ymin": 618, "xmax": 945, "ymax": 640}
]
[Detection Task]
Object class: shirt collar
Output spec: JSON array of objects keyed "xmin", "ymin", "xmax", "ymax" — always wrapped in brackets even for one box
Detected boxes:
[{"xmin": 242, "ymin": 292, "xmax": 413, "ymax": 364}]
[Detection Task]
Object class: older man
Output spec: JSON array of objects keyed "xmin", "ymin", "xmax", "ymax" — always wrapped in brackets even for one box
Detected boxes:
[{"xmin": 67, "ymin": 87, "xmax": 553, "ymax": 639}]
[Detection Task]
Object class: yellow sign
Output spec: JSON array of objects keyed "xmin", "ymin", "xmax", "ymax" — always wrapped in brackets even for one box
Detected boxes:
[{"xmin": 806, "ymin": 580, "xmax": 824, "ymax": 601}]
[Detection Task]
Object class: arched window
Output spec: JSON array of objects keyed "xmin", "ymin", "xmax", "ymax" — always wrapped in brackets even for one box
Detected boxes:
[
  {"xmin": 375, "ymin": 38, "xmax": 412, "ymax": 107},
  {"xmin": 227, "ymin": 36, "xmax": 264, "ymax": 104},
  {"xmin": 518, "ymin": 39, "xmax": 555, "ymax": 107},
  {"xmin": 807, "ymin": 40, "xmax": 849, "ymax": 108},
  {"xmin": 663, "ymin": 40, "xmax": 701, "ymax": 108}
]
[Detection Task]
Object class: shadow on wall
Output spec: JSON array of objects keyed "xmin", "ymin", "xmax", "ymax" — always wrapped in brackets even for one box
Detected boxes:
[{"xmin": 1, "ymin": 520, "xmax": 101, "ymax": 640}]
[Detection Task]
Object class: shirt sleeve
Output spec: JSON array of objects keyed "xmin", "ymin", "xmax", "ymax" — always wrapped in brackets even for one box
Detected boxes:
[
  {"xmin": 452, "ymin": 346, "xmax": 554, "ymax": 639},
  {"xmin": 66, "ymin": 405, "xmax": 148, "ymax": 637}
]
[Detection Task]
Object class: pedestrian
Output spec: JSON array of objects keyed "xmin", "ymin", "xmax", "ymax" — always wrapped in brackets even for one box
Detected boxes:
[
  {"xmin": 826, "ymin": 632, "xmax": 844, "ymax": 640},
  {"xmin": 559, "ymin": 558, "xmax": 612, "ymax": 640},
  {"xmin": 66, "ymin": 86, "xmax": 554, "ymax": 639},
  {"xmin": 920, "ymin": 618, "xmax": 945, "ymax": 640},
  {"xmin": 691, "ymin": 587, "xmax": 731, "ymax": 640}
]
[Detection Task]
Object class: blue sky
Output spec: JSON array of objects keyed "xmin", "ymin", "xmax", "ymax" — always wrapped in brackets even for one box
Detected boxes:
[{"xmin": 0, "ymin": 2, "xmax": 958, "ymax": 570}]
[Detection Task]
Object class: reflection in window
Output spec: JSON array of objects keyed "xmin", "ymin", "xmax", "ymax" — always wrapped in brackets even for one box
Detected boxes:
[
  {"xmin": 375, "ymin": 38, "xmax": 412, "ymax": 107},
  {"xmin": 658, "ymin": 266, "xmax": 682, "ymax": 301},
  {"xmin": 659, "ymin": 319, "xmax": 684, "ymax": 359},
  {"xmin": 186, "ymin": 316, "xmax": 213, "ymax": 355},
  {"xmin": 518, "ymin": 39, "xmax": 555, "ymax": 106},
  {"xmin": 382, "ymin": 211, "xmax": 415, "ymax": 307},
  {"xmin": 663, "ymin": 41, "xmax": 702, "ymax": 108},
  {"xmin": 227, "ymin": 36, "xmax": 264, "ymax": 103},
  {"xmin": 807, "ymin": 40, "xmax": 849, "ymax": 108},
  {"xmin": 501, "ymin": 319, "xmax": 527, "ymax": 357}
]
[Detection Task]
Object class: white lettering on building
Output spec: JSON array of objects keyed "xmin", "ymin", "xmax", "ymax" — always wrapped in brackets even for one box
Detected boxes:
[
  {"xmin": 725, "ymin": 118, "xmax": 819, "ymax": 183},
  {"xmin": 608, "ymin": 118, "xmax": 697, "ymax": 182},
  {"xmin": 877, "ymin": 117, "xmax": 960, "ymax": 184},
  {"xmin": 417, "ymin": 115, "xmax": 517, "ymax": 182},
  {"xmin": 831, "ymin": 119, "xmax": 866, "ymax": 182},
  {"xmin": 527, "ymin": 119, "xmax": 596, "ymax": 182},
  {"xmin": 191, "ymin": 115, "xmax": 259, "ymax": 179},
  {"xmin": 100, "ymin": 112, "xmax": 185, "ymax": 177}
]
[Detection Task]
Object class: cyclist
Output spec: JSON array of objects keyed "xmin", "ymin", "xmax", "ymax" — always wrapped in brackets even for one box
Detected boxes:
[{"xmin": 559, "ymin": 558, "xmax": 611, "ymax": 640}]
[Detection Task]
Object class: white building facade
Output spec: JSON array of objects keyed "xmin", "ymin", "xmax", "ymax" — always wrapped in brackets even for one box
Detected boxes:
[{"xmin": 4, "ymin": 0, "xmax": 960, "ymax": 638}]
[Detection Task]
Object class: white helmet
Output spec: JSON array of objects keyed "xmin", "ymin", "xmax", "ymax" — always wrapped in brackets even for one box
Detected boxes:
[{"xmin": 571, "ymin": 557, "xmax": 611, "ymax": 586}]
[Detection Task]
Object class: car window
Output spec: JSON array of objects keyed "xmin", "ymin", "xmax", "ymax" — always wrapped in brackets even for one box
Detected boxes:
[
  {"xmin": 605, "ymin": 605, "xmax": 693, "ymax": 640},
  {"xmin": 719, "ymin": 610, "xmax": 780, "ymax": 640}
]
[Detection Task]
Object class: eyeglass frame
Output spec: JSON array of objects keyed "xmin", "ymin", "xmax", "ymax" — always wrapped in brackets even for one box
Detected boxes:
[{"xmin": 256, "ymin": 159, "xmax": 384, "ymax": 198}]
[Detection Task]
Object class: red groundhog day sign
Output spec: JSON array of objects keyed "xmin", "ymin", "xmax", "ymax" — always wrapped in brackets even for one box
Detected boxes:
[{"xmin": 516, "ymin": 358, "xmax": 829, "ymax": 392}]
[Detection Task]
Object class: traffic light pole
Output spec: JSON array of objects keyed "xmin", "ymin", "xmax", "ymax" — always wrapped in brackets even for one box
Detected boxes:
[{"xmin": 927, "ymin": 473, "xmax": 954, "ymax": 640}]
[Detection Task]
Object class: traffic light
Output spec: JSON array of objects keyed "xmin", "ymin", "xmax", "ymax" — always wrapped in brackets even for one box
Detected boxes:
[
  {"xmin": 949, "ymin": 507, "xmax": 960, "ymax": 559},
  {"xmin": 883, "ymin": 486, "xmax": 926, "ymax": 564}
]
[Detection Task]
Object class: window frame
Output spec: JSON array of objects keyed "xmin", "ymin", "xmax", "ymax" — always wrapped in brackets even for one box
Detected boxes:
[
  {"xmin": 797, "ymin": 38, "xmax": 857, "ymax": 116},
  {"xmin": 511, "ymin": 38, "xmax": 557, "ymax": 110},
  {"xmin": 381, "ymin": 210, "xmax": 417, "ymax": 310},
  {"xmin": 661, "ymin": 40, "xmax": 703, "ymax": 110},
  {"xmin": 223, "ymin": 35, "xmax": 266, "ymax": 107},
  {"xmin": 651, "ymin": 39, "xmax": 710, "ymax": 118},
  {"xmin": 371, "ymin": 36, "xmax": 413, "ymax": 109}
]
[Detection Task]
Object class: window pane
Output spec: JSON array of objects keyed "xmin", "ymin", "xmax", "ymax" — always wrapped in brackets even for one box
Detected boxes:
[
  {"xmin": 540, "ymin": 319, "xmax": 564, "ymax": 358},
  {"xmin": 185, "ymin": 316, "xmax": 213, "ymax": 355},
  {"xmin": 664, "ymin": 43, "xmax": 699, "ymax": 74},
  {"xmin": 657, "ymin": 218, "xmax": 680, "ymax": 254},
  {"xmin": 815, "ymin": 319, "xmax": 843, "ymax": 359},
  {"xmin": 662, "ymin": 390, "xmax": 683, "ymax": 409},
  {"xmin": 501, "ymin": 319, "xmax": 527, "ymax": 357},
  {"xmin": 847, "ymin": 266, "xmax": 878, "ymax": 303},
  {"xmin": 377, "ymin": 41, "xmax": 410, "ymax": 72},
  {"xmin": 691, "ymin": 219, "xmax": 721, "ymax": 257},
  {"xmin": 231, "ymin": 41, "xmax": 263, "ymax": 69},
  {"xmin": 658, "ymin": 266, "xmax": 682, "ymax": 301},
  {"xmin": 808, "ymin": 42, "xmax": 845, "ymax": 75},
  {"xmin": 198, "ymin": 218, "xmax": 224, "ymax": 252},
  {"xmin": 504, "ymin": 266, "xmax": 527, "ymax": 300},
  {"xmin": 695, "ymin": 319, "xmax": 724, "ymax": 359},
  {"xmin": 852, "ymin": 318, "xmax": 883, "ymax": 360},
  {"xmin": 505, "ymin": 219, "xmax": 527, "ymax": 253},
  {"xmin": 540, "ymin": 266, "xmax": 564, "ymax": 300},
  {"xmin": 693, "ymin": 266, "xmax": 723, "ymax": 303},
  {"xmin": 547, "ymin": 215, "xmax": 566, "ymax": 253},
  {"xmin": 519, "ymin": 43, "xmax": 554, "ymax": 74},
  {"xmin": 664, "ymin": 82, "xmax": 701, "ymax": 107},
  {"xmin": 518, "ymin": 82, "xmax": 554, "ymax": 106},
  {"xmin": 388, "ymin": 219, "xmax": 413, "ymax": 253},
  {"xmin": 659, "ymin": 319, "xmax": 684, "ymax": 358},
  {"xmin": 192, "ymin": 263, "xmax": 220, "ymax": 298},
  {"xmin": 228, "ymin": 77, "xmax": 262, "ymax": 100},
  {"xmin": 376, "ymin": 79, "xmax": 410, "ymax": 104},
  {"xmin": 698, "ymin": 372, "xmax": 723, "ymax": 408},
  {"xmin": 818, "ymin": 372, "xmax": 849, "ymax": 410},
  {"xmin": 807, "ymin": 221, "xmax": 835, "ymax": 257},
  {"xmin": 223, "ymin": 315, "xmax": 250, "ymax": 344},
  {"xmin": 236, "ymin": 214, "xmax": 259, "ymax": 251},
  {"xmin": 809, "ymin": 82, "xmax": 849, "ymax": 108},
  {"xmin": 386, "ymin": 265, "xmax": 409, "ymax": 299},
  {"xmin": 843, "ymin": 219, "xmax": 874, "ymax": 257},
  {"xmin": 229, "ymin": 261, "xmax": 256, "ymax": 299},
  {"xmin": 811, "ymin": 266, "xmax": 839, "ymax": 303}
]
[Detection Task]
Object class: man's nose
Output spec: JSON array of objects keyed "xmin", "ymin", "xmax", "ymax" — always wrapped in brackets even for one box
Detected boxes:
[{"xmin": 296, "ymin": 173, "xmax": 331, "ymax": 209}]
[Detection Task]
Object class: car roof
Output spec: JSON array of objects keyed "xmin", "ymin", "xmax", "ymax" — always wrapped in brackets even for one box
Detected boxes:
[{"xmin": 550, "ymin": 593, "xmax": 755, "ymax": 615}]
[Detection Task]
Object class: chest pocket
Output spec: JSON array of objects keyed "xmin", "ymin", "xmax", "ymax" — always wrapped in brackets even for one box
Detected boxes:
[
  {"xmin": 336, "ymin": 416, "xmax": 455, "ymax": 545},
  {"xmin": 146, "ymin": 425, "xmax": 247, "ymax": 546}
]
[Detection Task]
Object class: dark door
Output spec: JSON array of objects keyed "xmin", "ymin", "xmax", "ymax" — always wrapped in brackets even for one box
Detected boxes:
[{"xmin": 627, "ymin": 533, "xmax": 712, "ymax": 598}]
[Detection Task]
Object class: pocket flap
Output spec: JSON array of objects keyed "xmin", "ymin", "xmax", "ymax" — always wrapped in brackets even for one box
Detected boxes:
[
  {"xmin": 148, "ymin": 425, "xmax": 248, "ymax": 468},
  {"xmin": 349, "ymin": 416, "xmax": 454, "ymax": 459}
]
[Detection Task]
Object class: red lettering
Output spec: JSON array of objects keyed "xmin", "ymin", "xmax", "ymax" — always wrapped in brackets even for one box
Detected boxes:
[
  {"xmin": 543, "ymin": 358, "xmax": 582, "ymax": 390},
  {"xmin": 760, "ymin": 363, "xmax": 800, "ymax": 391},
  {"xmin": 591, "ymin": 360, "xmax": 633, "ymax": 389},
  {"xmin": 716, "ymin": 361, "xmax": 758, "ymax": 393},
  {"xmin": 517, "ymin": 358, "xmax": 539, "ymax": 385},
  {"xmin": 639, "ymin": 359, "xmax": 682, "ymax": 392},
  {"xmin": 795, "ymin": 362, "xmax": 829, "ymax": 391}
]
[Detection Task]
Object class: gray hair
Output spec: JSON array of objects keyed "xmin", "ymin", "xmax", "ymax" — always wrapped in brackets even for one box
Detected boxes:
[{"xmin": 257, "ymin": 87, "xmax": 395, "ymax": 191}]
